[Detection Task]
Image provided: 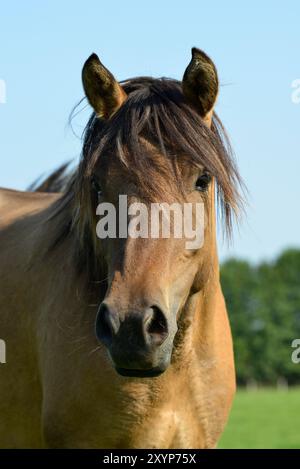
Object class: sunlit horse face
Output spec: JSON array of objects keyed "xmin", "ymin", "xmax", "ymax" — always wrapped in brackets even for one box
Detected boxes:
[
  {"xmin": 81, "ymin": 49, "xmax": 235, "ymax": 377},
  {"xmin": 93, "ymin": 151, "xmax": 213, "ymax": 378}
]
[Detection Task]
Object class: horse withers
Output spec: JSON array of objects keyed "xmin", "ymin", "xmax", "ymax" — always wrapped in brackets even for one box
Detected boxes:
[{"xmin": 0, "ymin": 48, "xmax": 242, "ymax": 448}]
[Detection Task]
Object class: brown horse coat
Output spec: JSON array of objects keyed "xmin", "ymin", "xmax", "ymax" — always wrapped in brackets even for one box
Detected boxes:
[{"xmin": 0, "ymin": 48, "xmax": 241, "ymax": 448}]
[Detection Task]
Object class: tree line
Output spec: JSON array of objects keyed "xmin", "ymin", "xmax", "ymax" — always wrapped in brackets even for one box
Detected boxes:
[{"xmin": 221, "ymin": 248, "xmax": 300, "ymax": 386}]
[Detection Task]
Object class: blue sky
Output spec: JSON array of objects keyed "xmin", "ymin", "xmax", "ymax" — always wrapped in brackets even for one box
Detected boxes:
[{"xmin": 0, "ymin": 0, "xmax": 299, "ymax": 262}]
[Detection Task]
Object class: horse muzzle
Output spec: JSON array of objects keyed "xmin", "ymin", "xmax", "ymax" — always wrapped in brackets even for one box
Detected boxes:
[{"xmin": 95, "ymin": 302, "xmax": 176, "ymax": 377}]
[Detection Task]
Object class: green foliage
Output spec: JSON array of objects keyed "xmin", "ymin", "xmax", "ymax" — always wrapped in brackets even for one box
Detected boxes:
[{"xmin": 221, "ymin": 248, "xmax": 300, "ymax": 385}]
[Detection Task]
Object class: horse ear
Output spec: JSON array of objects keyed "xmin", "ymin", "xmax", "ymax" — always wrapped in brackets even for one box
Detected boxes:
[
  {"xmin": 82, "ymin": 53, "xmax": 127, "ymax": 119},
  {"xmin": 182, "ymin": 48, "xmax": 219, "ymax": 127}
]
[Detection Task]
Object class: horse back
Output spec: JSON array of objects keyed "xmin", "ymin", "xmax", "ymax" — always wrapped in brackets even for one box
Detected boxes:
[{"xmin": 0, "ymin": 188, "xmax": 60, "ymax": 225}]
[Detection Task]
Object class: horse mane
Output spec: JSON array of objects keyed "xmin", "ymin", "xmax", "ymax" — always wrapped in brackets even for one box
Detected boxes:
[
  {"xmin": 28, "ymin": 162, "xmax": 72, "ymax": 193},
  {"xmin": 42, "ymin": 77, "xmax": 244, "ymax": 276}
]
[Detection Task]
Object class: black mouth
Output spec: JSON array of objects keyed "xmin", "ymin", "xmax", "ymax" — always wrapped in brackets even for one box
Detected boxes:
[{"xmin": 115, "ymin": 366, "xmax": 165, "ymax": 378}]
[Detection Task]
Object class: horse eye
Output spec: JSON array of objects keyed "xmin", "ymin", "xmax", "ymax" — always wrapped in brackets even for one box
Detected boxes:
[
  {"xmin": 91, "ymin": 177, "xmax": 102, "ymax": 196},
  {"xmin": 195, "ymin": 172, "xmax": 212, "ymax": 192}
]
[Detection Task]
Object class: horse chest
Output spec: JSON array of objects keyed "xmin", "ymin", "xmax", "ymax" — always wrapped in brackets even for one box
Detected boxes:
[
  {"xmin": 120, "ymin": 385, "xmax": 207, "ymax": 449},
  {"xmin": 131, "ymin": 408, "xmax": 205, "ymax": 449}
]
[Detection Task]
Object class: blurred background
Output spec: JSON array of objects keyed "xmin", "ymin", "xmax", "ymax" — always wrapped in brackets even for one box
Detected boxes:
[{"xmin": 0, "ymin": 0, "xmax": 299, "ymax": 448}]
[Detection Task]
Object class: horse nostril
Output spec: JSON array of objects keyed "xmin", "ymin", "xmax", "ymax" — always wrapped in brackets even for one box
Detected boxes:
[
  {"xmin": 145, "ymin": 306, "xmax": 169, "ymax": 346},
  {"xmin": 95, "ymin": 303, "xmax": 119, "ymax": 347}
]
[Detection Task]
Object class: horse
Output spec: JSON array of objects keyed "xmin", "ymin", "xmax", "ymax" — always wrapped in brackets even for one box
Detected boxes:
[{"xmin": 0, "ymin": 48, "xmax": 242, "ymax": 448}]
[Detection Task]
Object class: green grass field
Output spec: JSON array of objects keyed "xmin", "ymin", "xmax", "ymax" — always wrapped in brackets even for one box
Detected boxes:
[{"xmin": 218, "ymin": 388, "xmax": 300, "ymax": 449}]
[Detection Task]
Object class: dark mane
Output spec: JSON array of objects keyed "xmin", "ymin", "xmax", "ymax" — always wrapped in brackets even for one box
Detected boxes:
[
  {"xmin": 46, "ymin": 77, "xmax": 244, "ymax": 274},
  {"xmin": 28, "ymin": 162, "xmax": 71, "ymax": 193}
]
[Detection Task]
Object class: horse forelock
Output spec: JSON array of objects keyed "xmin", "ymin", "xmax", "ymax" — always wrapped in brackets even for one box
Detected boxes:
[{"xmin": 47, "ymin": 76, "xmax": 244, "ymax": 274}]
